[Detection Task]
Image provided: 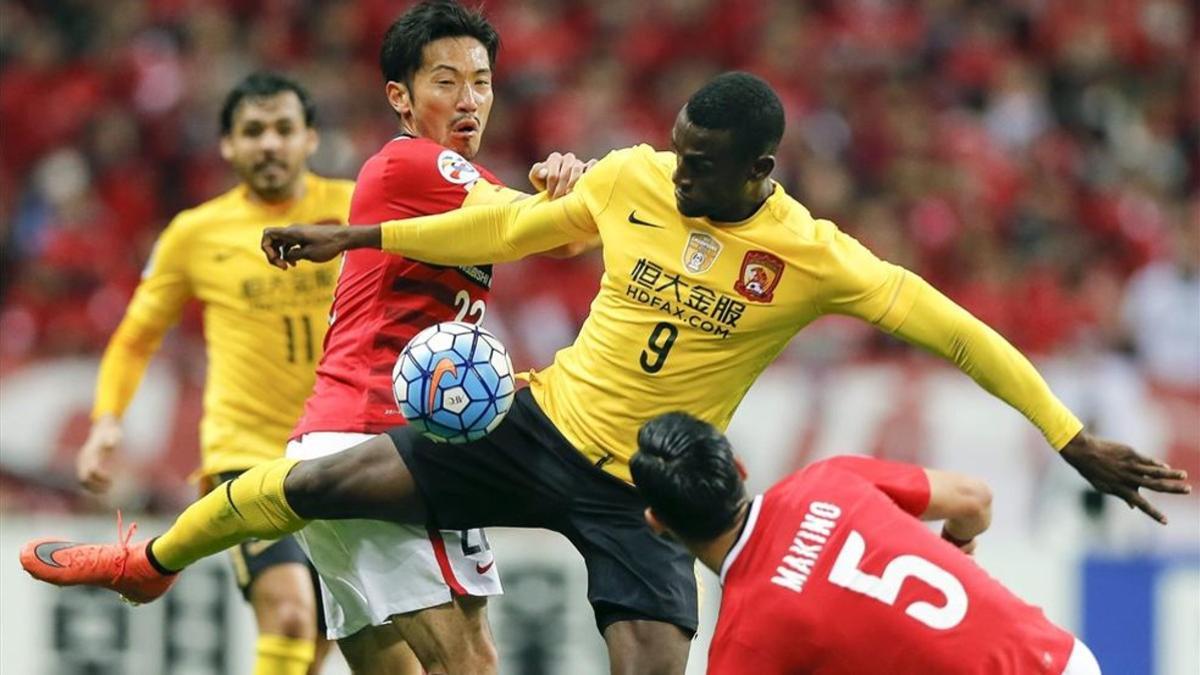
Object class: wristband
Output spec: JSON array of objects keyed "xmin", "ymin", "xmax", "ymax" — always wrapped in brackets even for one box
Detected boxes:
[{"xmin": 941, "ymin": 526, "xmax": 974, "ymax": 548}]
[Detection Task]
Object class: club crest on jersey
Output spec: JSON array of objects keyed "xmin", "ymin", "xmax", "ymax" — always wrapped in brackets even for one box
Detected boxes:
[
  {"xmin": 437, "ymin": 149, "xmax": 480, "ymax": 186},
  {"xmin": 682, "ymin": 231, "xmax": 722, "ymax": 274},
  {"xmin": 734, "ymin": 251, "xmax": 784, "ymax": 302}
]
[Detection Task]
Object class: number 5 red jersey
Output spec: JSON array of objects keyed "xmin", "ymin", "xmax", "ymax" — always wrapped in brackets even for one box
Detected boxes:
[
  {"xmin": 709, "ymin": 456, "xmax": 1076, "ymax": 674},
  {"xmin": 293, "ymin": 136, "xmax": 520, "ymax": 437}
]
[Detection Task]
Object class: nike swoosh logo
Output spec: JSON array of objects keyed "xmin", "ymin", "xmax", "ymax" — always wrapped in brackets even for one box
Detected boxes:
[
  {"xmin": 34, "ymin": 542, "xmax": 76, "ymax": 568},
  {"xmin": 475, "ymin": 560, "xmax": 495, "ymax": 575},
  {"xmin": 628, "ymin": 210, "xmax": 663, "ymax": 228},
  {"xmin": 214, "ymin": 251, "xmax": 235, "ymax": 262},
  {"xmin": 428, "ymin": 357, "xmax": 458, "ymax": 411}
]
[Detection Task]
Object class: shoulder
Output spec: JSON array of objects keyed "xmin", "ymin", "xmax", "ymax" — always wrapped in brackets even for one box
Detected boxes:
[
  {"xmin": 578, "ymin": 144, "xmax": 662, "ymax": 198},
  {"xmin": 310, "ymin": 174, "xmax": 356, "ymax": 204},
  {"xmin": 600, "ymin": 143, "xmax": 659, "ymax": 172},
  {"xmin": 161, "ymin": 186, "xmax": 241, "ymax": 240}
]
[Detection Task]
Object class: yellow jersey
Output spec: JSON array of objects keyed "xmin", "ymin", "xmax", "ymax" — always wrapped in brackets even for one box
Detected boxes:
[
  {"xmin": 94, "ymin": 173, "xmax": 354, "ymax": 477},
  {"xmin": 380, "ymin": 145, "xmax": 1083, "ymax": 482}
]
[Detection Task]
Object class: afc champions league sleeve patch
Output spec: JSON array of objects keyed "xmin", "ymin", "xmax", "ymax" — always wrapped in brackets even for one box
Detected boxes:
[{"xmin": 437, "ymin": 149, "xmax": 481, "ymax": 188}]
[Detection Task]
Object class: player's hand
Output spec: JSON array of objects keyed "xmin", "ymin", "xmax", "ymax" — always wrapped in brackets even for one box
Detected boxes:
[
  {"xmin": 77, "ymin": 416, "xmax": 122, "ymax": 494},
  {"xmin": 941, "ymin": 526, "xmax": 977, "ymax": 556},
  {"xmin": 261, "ymin": 224, "xmax": 355, "ymax": 269},
  {"xmin": 529, "ymin": 152, "xmax": 597, "ymax": 200},
  {"xmin": 1059, "ymin": 431, "xmax": 1190, "ymax": 524}
]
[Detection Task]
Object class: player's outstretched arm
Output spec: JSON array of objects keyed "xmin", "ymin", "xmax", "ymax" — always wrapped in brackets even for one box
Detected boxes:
[
  {"xmin": 815, "ymin": 229, "xmax": 1191, "ymax": 523},
  {"xmin": 890, "ymin": 277, "xmax": 1190, "ymax": 523}
]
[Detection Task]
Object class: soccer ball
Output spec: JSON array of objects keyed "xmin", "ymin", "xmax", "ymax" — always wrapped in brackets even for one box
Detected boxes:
[{"xmin": 392, "ymin": 321, "xmax": 516, "ymax": 443}]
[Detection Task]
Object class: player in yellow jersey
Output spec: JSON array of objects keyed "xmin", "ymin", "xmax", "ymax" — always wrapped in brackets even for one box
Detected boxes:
[
  {"xmin": 23, "ymin": 73, "xmax": 1190, "ymax": 675},
  {"xmin": 71, "ymin": 72, "xmax": 353, "ymax": 675}
]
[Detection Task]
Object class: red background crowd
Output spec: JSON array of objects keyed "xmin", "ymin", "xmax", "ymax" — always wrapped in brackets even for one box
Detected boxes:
[{"xmin": 2, "ymin": 0, "xmax": 1196, "ymax": 406}]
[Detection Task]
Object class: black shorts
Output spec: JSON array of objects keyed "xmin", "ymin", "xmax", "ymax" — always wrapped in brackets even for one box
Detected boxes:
[
  {"xmin": 388, "ymin": 388, "xmax": 698, "ymax": 635},
  {"xmin": 213, "ymin": 472, "xmax": 325, "ymax": 633}
]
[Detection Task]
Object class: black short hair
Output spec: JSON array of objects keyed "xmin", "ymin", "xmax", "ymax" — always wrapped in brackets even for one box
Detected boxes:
[
  {"xmin": 379, "ymin": 1, "xmax": 500, "ymax": 86},
  {"xmin": 630, "ymin": 412, "xmax": 747, "ymax": 542},
  {"xmin": 685, "ymin": 71, "xmax": 785, "ymax": 159},
  {"xmin": 220, "ymin": 72, "xmax": 315, "ymax": 134}
]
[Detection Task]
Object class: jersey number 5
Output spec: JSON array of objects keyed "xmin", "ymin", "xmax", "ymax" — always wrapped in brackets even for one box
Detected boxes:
[
  {"xmin": 454, "ymin": 290, "xmax": 486, "ymax": 323},
  {"xmin": 827, "ymin": 530, "xmax": 968, "ymax": 630}
]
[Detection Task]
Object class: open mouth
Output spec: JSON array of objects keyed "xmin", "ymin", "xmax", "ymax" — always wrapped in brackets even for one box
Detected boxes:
[{"xmin": 451, "ymin": 118, "xmax": 479, "ymax": 137}]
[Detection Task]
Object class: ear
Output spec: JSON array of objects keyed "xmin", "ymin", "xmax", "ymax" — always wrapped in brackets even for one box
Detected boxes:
[
  {"xmin": 304, "ymin": 127, "xmax": 319, "ymax": 156},
  {"xmin": 733, "ymin": 455, "xmax": 749, "ymax": 481},
  {"xmin": 643, "ymin": 507, "xmax": 668, "ymax": 536},
  {"xmin": 750, "ymin": 155, "xmax": 775, "ymax": 181},
  {"xmin": 219, "ymin": 135, "xmax": 235, "ymax": 162},
  {"xmin": 386, "ymin": 80, "xmax": 411, "ymax": 117}
]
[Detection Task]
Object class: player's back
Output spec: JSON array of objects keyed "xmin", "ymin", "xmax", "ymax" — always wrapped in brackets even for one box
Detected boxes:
[
  {"xmin": 294, "ymin": 136, "xmax": 508, "ymax": 436},
  {"xmin": 711, "ymin": 458, "xmax": 1075, "ymax": 674}
]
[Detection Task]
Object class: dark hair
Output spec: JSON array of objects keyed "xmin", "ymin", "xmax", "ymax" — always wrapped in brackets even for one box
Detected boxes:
[
  {"xmin": 379, "ymin": 1, "xmax": 500, "ymax": 86},
  {"xmin": 630, "ymin": 412, "xmax": 747, "ymax": 542},
  {"xmin": 685, "ymin": 71, "xmax": 785, "ymax": 159},
  {"xmin": 220, "ymin": 72, "xmax": 316, "ymax": 134}
]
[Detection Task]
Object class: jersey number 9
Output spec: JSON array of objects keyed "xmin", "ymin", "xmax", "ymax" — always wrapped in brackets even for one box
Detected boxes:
[{"xmin": 640, "ymin": 322, "xmax": 678, "ymax": 373}]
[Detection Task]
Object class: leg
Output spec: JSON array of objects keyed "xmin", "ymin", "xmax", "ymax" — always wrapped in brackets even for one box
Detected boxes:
[
  {"xmin": 391, "ymin": 595, "xmax": 498, "ymax": 675},
  {"xmin": 603, "ymin": 620, "xmax": 691, "ymax": 675},
  {"xmin": 247, "ymin": 563, "xmax": 319, "ymax": 675},
  {"xmin": 287, "ymin": 432, "xmax": 504, "ymax": 675},
  {"xmin": 337, "ymin": 623, "xmax": 422, "ymax": 675},
  {"xmin": 149, "ymin": 434, "xmax": 423, "ymax": 572},
  {"xmin": 225, "ymin": 505, "xmax": 326, "ymax": 675},
  {"xmin": 285, "ymin": 434, "xmax": 427, "ymax": 523}
]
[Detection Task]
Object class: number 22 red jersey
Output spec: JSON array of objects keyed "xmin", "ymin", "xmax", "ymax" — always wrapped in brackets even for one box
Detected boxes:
[
  {"xmin": 292, "ymin": 136, "xmax": 513, "ymax": 436},
  {"xmin": 710, "ymin": 456, "xmax": 1076, "ymax": 675}
]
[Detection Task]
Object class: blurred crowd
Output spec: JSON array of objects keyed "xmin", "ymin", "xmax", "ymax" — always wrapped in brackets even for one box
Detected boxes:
[{"xmin": 1, "ymin": 0, "xmax": 1197, "ymax": 387}]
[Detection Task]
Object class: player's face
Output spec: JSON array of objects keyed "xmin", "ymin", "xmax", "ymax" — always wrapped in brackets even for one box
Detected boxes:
[
  {"xmin": 393, "ymin": 36, "xmax": 494, "ymax": 159},
  {"xmin": 220, "ymin": 92, "xmax": 317, "ymax": 203},
  {"xmin": 669, "ymin": 107, "xmax": 761, "ymax": 220}
]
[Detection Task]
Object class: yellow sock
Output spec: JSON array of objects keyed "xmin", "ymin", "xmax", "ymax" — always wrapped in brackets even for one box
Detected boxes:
[
  {"xmin": 254, "ymin": 634, "xmax": 316, "ymax": 675},
  {"xmin": 150, "ymin": 458, "xmax": 308, "ymax": 571}
]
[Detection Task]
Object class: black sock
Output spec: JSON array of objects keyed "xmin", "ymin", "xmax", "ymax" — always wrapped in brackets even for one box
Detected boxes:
[{"xmin": 143, "ymin": 538, "xmax": 178, "ymax": 576}]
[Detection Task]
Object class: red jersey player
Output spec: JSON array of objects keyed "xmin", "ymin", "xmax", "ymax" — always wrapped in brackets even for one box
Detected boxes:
[
  {"xmin": 271, "ymin": 4, "xmax": 592, "ymax": 674},
  {"xmin": 630, "ymin": 413, "xmax": 1103, "ymax": 675}
]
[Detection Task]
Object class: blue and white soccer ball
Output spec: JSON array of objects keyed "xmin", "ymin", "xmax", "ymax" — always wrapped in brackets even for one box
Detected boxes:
[{"xmin": 392, "ymin": 321, "xmax": 516, "ymax": 443}]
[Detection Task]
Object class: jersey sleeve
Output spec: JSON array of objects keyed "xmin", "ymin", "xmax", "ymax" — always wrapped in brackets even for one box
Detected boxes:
[
  {"xmin": 813, "ymin": 227, "xmax": 1083, "ymax": 450},
  {"xmin": 463, "ymin": 178, "xmax": 527, "ymax": 207},
  {"xmin": 817, "ymin": 456, "xmax": 932, "ymax": 516},
  {"xmin": 92, "ymin": 218, "xmax": 193, "ymax": 419},
  {"xmin": 376, "ymin": 149, "xmax": 639, "ymax": 264},
  {"xmin": 811, "ymin": 226, "xmax": 920, "ymax": 331}
]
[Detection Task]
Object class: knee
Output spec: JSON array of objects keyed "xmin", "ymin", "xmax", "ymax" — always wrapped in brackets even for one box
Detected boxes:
[
  {"xmin": 284, "ymin": 458, "xmax": 340, "ymax": 518},
  {"xmin": 257, "ymin": 597, "xmax": 318, "ymax": 640}
]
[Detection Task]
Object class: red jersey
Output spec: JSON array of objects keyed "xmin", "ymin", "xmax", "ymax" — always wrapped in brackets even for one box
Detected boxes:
[
  {"xmin": 293, "ymin": 136, "xmax": 513, "ymax": 436},
  {"xmin": 710, "ymin": 456, "xmax": 1076, "ymax": 675}
]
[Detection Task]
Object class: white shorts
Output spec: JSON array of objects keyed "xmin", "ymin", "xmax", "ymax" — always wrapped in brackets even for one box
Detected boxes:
[
  {"xmin": 286, "ymin": 431, "xmax": 502, "ymax": 640},
  {"xmin": 1062, "ymin": 638, "xmax": 1102, "ymax": 675}
]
